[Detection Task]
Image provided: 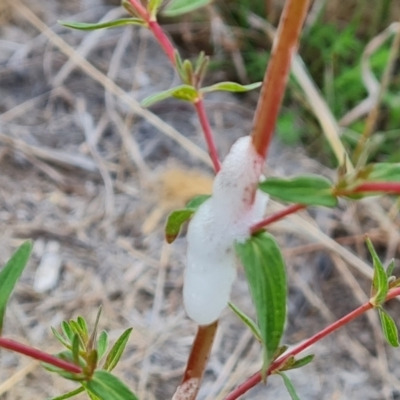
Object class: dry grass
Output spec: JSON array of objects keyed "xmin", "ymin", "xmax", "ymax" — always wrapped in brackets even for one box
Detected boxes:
[{"xmin": 0, "ymin": 1, "xmax": 399, "ymax": 399}]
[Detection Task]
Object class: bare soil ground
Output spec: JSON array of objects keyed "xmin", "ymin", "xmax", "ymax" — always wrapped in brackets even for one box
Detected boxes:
[{"xmin": 0, "ymin": 1, "xmax": 400, "ymax": 399}]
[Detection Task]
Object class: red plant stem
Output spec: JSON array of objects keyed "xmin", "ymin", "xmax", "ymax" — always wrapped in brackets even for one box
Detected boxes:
[
  {"xmin": 0, "ymin": 337, "xmax": 82, "ymax": 374},
  {"xmin": 351, "ymin": 182, "xmax": 400, "ymax": 195},
  {"xmin": 128, "ymin": 0, "xmax": 220, "ymax": 173},
  {"xmin": 174, "ymin": 321, "xmax": 218, "ymax": 399},
  {"xmin": 127, "ymin": 0, "xmax": 148, "ymax": 20},
  {"xmin": 194, "ymin": 100, "xmax": 221, "ymax": 172},
  {"xmin": 148, "ymin": 21, "xmax": 177, "ymax": 66},
  {"xmin": 251, "ymin": 204, "xmax": 305, "ymax": 233},
  {"xmin": 224, "ymin": 287, "xmax": 400, "ymax": 400},
  {"xmin": 251, "ymin": 0, "xmax": 310, "ymax": 160}
]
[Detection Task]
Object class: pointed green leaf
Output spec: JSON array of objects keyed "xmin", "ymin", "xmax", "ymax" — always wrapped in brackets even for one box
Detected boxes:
[
  {"xmin": 228, "ymin": 302, "xmax": 262, "ymax": 342},
  {"xmin": 62, "ymin": 321, "xmax": 75, "ymax": 343},
  {"xmin": 378, "ymin": 308, "xmax": 399, "ymax": 347},
  {"xmin": 141, "ymin": 85, "xmax": 198, "ymax": 107},
  {"xmin": 103, "ymin": 328, "xmax": 133, "ymax": 371},
  {"xmin": 72, "ymin": 334, "xmax": 81, "ymax": 365},
  {"xmin": 277, "ymin": 372, "xmax": 301, "ymax": 400},
  {"xmin": 201, "ymin": 81, "xmax": 262, "ymax": 94},
  {"xmin": 84, "ymin": 370, "xmax": 138, "ymax": 400},
  {"xmin": 51, "ymin": 326, "xmax": 72, "ymax": 349},
  {"xmin": 58, "ymin": 19, "xmax": 146, "ymax": 31},
  {"xmin": 121, "ymin": 0, "xmax": 140, "ymax": 17},
  {"xmin": 148, "ymin": 0, "xmax": 164, "ymax": 18},
  {"xmin": 386, "ymin": 259, "xmax": 396, "ymax": 278},
  {"xmin": 85, "ymin": 390, "xmax": 101, "ymax": 400},
  {"xmin": 165, "ymin": 209, "xmax": 195, "ymax": 244},
  {"xmin": 366, "ymin": 238, "xmax": 388, "ymax": 306},
  {"xmin": 98, "ymin": 331, "xmax": 109, "ymax": 360},
  {"xmin": 77, "ymin": 316, "xmax": 89, "ymax": 343},
  {"xmin": 186, "ymin": 194, "xmax": 211, "ymax": 209},
  {"xmin": 48, "ymin": 386, "xmax": 85, "ymax": 400},
  {"xmin": 235, "ymin": 232, "xmax": 287, "ymax": 372},
  {"xmin": 289, "ymin": 354, "xmax": 315, "ymax": 370},
  {"xmin": 88, "ymin": 307, "xmax": 102, "ymax": 352},
  {"xmin": 0, "ymin": 241, "xmax": 32, "ymax": 334},
  {"xmin": 161, "ymin": 0, "xmax": 211, "ymax": 17},
  {"xmin": 259, "ymin": 175, "xmax": 337, "ymax": 207},
  {"xmin": 368, "ymin": 163, "xmax": 400, "ymax": 182}
]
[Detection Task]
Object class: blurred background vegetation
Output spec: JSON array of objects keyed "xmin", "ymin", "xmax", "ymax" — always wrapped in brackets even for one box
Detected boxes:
[{"xmin": 165, "ymin": 0, "xmax": 400, "ymax": 166}]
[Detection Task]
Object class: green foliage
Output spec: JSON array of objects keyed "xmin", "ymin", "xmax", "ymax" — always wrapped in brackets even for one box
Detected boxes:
[
  {"xmin": 103, "ymin": 328, "xmax": 133, "ymax": 372},
  {"xmin": 165, "ymin": 194, "xmax": 210, "ymax": 243},
  {"xmin": 366, "ymin": 237, "xmax": 389, "ymax": 306},
  {"xmin": 235, "ymin": 232, "xmax": 287, "ymax": 373},
  {"xmin": 84, "ymin": 370, "xmax": 138, "ymax": 400},
  {"xmin": 277, "ymin": 372, "xmax": 301, "ymax": 400},
  {"xmin": 58, "ymin": 19, "xmax": 146, "ymax": 31},
  {"xmin": 0, "ymin": 241, "xmax": 32, "ymax": 334},
  {"xmin": 201, "ymin": 81, "xmax": 261, "ymax": 93},
  {"xmin": 162, "ymin": 0, "xmax": 212, "ymax": 17},
  {"xmin": 259, "ymin": 175, "xmax": 338, "ymax": 207},
  {"xmin": 141, "ymin": 85, "xmax": 198, "ymax": 107},
  {"xmin": 378, "ymin": 308, "xmax": 399, "ymax": 347},
  {"xmin": 228, "ymin": 302, "xmax": 262, "ymax": 342},
  {"xmin": 48, "ymin": 315, "xmax": 134, "ymax": 399}
]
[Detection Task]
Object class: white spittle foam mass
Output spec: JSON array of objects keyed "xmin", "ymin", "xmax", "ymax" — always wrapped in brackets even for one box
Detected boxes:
[{"xmin": 184, "ymin": 136, "xmax": 269, "ymax": 325}]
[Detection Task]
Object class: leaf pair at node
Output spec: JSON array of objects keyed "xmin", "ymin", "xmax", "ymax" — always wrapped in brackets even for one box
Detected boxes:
[
  {"xmin": 367, "ymin": 237, "xmax": 399, "ymax": 347},
  {"xmin": 47, "ymin": 311, "xmax": 136, "ymax": 399}
]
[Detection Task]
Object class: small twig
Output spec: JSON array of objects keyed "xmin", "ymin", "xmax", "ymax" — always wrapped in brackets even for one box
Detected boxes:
[
  {"xmin": 224, "ymin": 287, "xmax": 400, "ymax": 400},
  {"xmin": 0, "ymin": 338, "xmax": 82, "ymax": 374},
  {"xmin": 251, "ymin": 204, "xmax": 305, "ymax": 233},
  {"xmin": 194, "ymin": 100, "xmax": 221, "ymax": 172}
]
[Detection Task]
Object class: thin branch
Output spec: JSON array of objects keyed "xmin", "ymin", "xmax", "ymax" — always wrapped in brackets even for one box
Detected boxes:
[
  {"xmin": 339, "ymin": 182, "xmax": 400, "ymax": 196},
  {"xmin": 251, "ymin": 0, "xmax": 310, "ymax": 160},
  {"xmin": 194, "ymin": 100, "xmax": 221, "ymax": 172},
  {"xmin": 251, "ymin": 204, "xmax": 305, "ymax": 233},
  {"xmin": 224, "ymin": 287, "xmax": 400, "ymax": 400},
  {"xmin": 0, "ymin": 338, "xmax": 82, "ymax": 374}
]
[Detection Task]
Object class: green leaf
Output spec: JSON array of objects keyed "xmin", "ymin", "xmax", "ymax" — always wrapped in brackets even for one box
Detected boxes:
[
  {"xmin": 378, "ymin": 308, "xmax": 399, "ymax": 347},
  {"xmin": 51, "ymin": 326, "xmax": 71, "ymax": 349},
  {"xmin": 77, "ymin": 317, "xmax": 88, "ymax": 335},
  {"xmin": 161, "ymin": 0, "xmax": 211, "ymax": 17},
  {"xmin": 88, "ymin": 307, "xmax": 102, "ymax": 352},
  {"xmin": 84, "ymin": 370, "xmax": 138, "ymax": 400},
  {"xmin": 62, "ymin": 321, "xmax": 75, "ymax": 343},
  {"xmin": 368, "ymin": 163, "xmax": 400, "ymax": 182},
  {"xmin": 148, "ymin": 0, "xmax": 164, "ymax": 18},
  {"xmin": 0, "ymin": 241, "xmax": 32, "ymax": 334},
  {"xmin": 387, "ymin": 259, "xmax": 396, "ymax": 278},
  {"xmin": 141, "ymin": 85, "xmax": 198, "ymax": 107},
  {"xmin": 58, "ymin": 19, "xmax": 146, "ymax": 31},
  {"xmin": 366, "ymin": 237, "xmax": 388, "ymax": 306},
  {"xmin": 186, "ymin": 194, "xmax": 211, "ymax": 209},
  {"xmin": 201, "ymin": 81, "xmax": 262, "ymax": 94},
  {"xmin": 289, "ymin": 354, "xmax": 315, "ymax": 370},
  {"xmin": 48, "ymin": 387, "xmax": 85, "ymax": 400},
  {"xmin": 235, "ymin": 232, "xmax": 287, "ymax": 372},
  {"xmin": 165, "ymin": 209, "xmax": 195, "ymax": 244},
  {"xmin": 103, "ymin": 328, "xmax": 133, "ymax": 371},
  {"xmin": 259, "ymin": 175, "xmax": 337, "ymax": 207},
  {"xmin": 98, "ymin": 331, "xmax": 109, "ymax": 360},
  {"xmin": 228, "ymin": 302, "xmax": 262, "ymax": 342},
  {"xmin": 277, "ymin": 372, "xmax": 301, "ymax": 400},
  {"xmin": 72, "ymin": 334, "xmax": 81, "ymax": 365}
]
